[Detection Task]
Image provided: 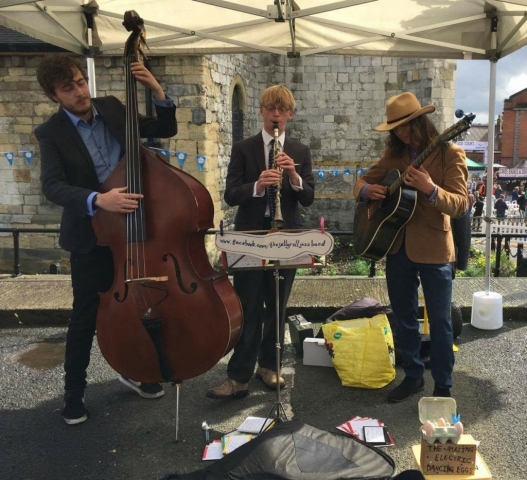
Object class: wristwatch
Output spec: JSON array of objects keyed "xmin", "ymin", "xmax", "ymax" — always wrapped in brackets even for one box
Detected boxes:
[{"xmin": 91, "ymin": 194, "xmax": 98, "ymax": 210}]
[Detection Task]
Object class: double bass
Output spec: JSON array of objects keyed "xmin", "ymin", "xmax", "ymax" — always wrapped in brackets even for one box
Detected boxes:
[{"xmin": 92, "ymin": 11, "xmax": 243, "ymax": 388}]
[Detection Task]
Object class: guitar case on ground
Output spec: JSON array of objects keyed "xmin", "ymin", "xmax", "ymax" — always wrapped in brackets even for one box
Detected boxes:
[{"xmin": 161, "ymin": 421, "xmax": 427, "ymax": 480}]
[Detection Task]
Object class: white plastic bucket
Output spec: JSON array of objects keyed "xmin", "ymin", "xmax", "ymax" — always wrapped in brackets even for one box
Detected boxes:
[{"xmin": 470, "ymin": 291, "xmax": 503, "ymax": 330}]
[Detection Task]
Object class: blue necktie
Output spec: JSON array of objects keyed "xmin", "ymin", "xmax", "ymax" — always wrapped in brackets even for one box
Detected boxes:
[{"xmin": 268, "ymin": 139, "xmax": 276, "ymax": 220}]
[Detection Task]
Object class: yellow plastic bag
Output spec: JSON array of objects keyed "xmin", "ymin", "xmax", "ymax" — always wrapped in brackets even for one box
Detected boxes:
[{"xmin": 321, "ymin": 313, "xmax": 395, "ymax": 389}]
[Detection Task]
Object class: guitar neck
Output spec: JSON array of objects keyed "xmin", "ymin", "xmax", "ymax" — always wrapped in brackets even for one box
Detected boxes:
[
  {"xmin": 387, "ymin": 113, "xmax": 475, "ymax": 195},
  {"xmin": 389, "ymin": 140, "xmax": 440, "ymax": 194}
]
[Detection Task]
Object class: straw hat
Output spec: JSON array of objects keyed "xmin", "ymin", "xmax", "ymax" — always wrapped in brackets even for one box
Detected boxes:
[{"xmin": 375, "ymin": 92, "xmax": 435, "ymax": 131}]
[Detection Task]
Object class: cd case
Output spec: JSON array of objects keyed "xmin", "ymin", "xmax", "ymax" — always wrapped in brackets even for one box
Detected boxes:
[{"xmin": 363, "ymin": 426, "xmax": 393, "ymax": 446}]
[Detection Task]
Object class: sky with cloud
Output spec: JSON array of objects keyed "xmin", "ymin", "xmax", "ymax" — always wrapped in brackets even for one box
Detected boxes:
[{"xmin": 455, "ymin": 47, "xmax": 527, "ymax": 125}]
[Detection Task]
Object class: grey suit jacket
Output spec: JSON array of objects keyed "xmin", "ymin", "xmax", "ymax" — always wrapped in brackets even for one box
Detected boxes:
[
  {"xmin": 224, "ymin": 132, "xmax": 315, "ymax": 231},
  {"xmin": 35, "ymin": 95, "xmax": 177, "ymax": 254}
]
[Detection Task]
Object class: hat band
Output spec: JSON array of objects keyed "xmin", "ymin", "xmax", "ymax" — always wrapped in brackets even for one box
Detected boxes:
[{"xmin": 387, "ymin": 110, "xmax": 417, "ymax": 125}]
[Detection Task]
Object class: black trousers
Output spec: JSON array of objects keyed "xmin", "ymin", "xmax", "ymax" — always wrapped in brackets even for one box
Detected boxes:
[
  {"xmin": 64, "ymin": 246, "xmax": 114, "ymax": 392},
  {"xmin": 227, "ymin": 266, "xmax": 296, "ymax": 383}
]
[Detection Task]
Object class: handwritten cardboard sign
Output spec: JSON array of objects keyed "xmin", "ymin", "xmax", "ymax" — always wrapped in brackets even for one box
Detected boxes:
[
  {"xmin": 215, "ymin": 230, "xmax": 334, "ymax": 261},
  {"xmin": 420, "ymin": 435, "xmax": 477, "ymax": 476}
]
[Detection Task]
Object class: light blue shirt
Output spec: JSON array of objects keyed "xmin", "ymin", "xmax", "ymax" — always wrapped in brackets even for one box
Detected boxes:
[
  {"xmin": 63, "ymin": 96, "xmax": 174, "ymax": 216},
  {"xmin": 64, "ymin": 105, "xmax": 122, "ymax": 186}
]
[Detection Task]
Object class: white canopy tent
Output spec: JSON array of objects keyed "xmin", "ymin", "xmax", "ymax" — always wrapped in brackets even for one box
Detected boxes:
[
  {"xmin": 1, "ymin": 0, "xmax": 526, "ymax": 300},
  {"xmin": 0, "ymin": 0, "xmax": 527, "ymax": 59}
]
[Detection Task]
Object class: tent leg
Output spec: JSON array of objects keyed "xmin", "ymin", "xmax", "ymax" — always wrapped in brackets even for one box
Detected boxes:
[
  {"xmin": 471, "ymin": 29, "xmax": 503, "ymax": 331},
  {"xmin": 86, "ymin": 26, "xmax": 97, "ymax": 98},
  {"xmin": 484, "ymin": 59, "xmax": 497, "ymax": 293}
]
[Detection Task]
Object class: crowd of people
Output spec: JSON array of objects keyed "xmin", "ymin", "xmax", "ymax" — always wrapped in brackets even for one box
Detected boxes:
[{"xmin": 471, "ymin": 180, "xmax": 527, "ymax": 219}]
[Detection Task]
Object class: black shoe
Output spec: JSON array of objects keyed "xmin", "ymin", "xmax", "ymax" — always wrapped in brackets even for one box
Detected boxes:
[
  {"xmin": 61, "ymin": 391, "xmax": 89, "ymax": 425},
  {"xmin": 387, "ymin": 377, "xmax": 425, "ymax": 403},
  {"xmin": 433, "ymin": 386, "xmax": 451, "ymax": 397},
  {"xmin": 118, "ymin": 376, "xmax": 165, "ymax": 399}
]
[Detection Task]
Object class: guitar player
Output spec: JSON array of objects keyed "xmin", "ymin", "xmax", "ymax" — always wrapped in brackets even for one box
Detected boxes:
[{"xmin": 353, "ymin": 92, "xmax": 469, "ymax": 403}]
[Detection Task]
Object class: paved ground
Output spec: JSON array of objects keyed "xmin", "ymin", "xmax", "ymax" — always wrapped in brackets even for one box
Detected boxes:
[{"xmin": 1, "ymin": 274, "xmax": 526, "ymax": 479}]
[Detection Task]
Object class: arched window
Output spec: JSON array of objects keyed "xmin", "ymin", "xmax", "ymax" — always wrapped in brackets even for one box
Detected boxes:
[{"xmin": 232, "ymin": 84, "xmax": 244, "ymax": 143}]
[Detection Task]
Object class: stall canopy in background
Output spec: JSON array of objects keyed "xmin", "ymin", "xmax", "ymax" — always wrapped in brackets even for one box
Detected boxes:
[
  {"xmin": 466, "ymin": 158, "xmax": 485, "ymax": 170},
  {"xmin": 498, "ymin": 159, "xmax": 527, "ymax": 179}
]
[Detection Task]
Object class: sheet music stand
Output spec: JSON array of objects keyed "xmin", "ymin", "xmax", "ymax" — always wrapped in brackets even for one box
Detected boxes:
[
  {"xmin": 261, "ymin": 261, "xmax": 307, "ymax": 431},
  {"xmin": 215, "ymin": 225, "xmax": 334, "ymax": 431}
]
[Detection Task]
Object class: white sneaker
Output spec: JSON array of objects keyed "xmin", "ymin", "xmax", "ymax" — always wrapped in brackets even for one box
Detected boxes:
[{"xmin": 118, "ymin": 376, "xmax": 165, "ymax": 399}]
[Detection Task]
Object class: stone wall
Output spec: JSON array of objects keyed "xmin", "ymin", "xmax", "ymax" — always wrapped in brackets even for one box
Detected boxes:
[
  {"xmin": 0, "ymin": 53, "xmax": 456, "ymax": 273},
  {"xmin": 252, "ymin": 55, "xmax": 456, "ymax": 230},
  {"xmin": 0, "ymin": 55, "xmax": 62, "ymax": 274},
  {"xmin": 206, "ymin": 54, "xmax": 261, "ymax": 228}
]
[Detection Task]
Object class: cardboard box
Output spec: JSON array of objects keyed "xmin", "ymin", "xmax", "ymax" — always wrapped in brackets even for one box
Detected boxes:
[
  {"xmin": 418, "ymin": 398, "xmax": 477, "ymax": 476},
  {"xmin": 302, "ymin": 338, "xmax": 334, "ymax": 367},
  {"xmin": 412, "ymin": 439, "xmax": 492, "ymax": 479}
]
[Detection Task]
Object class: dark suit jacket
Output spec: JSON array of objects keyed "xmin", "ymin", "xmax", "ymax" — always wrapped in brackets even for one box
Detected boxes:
[
  {"xmin": 35, "ymin": 95, "xmax": 177, "ymax": 254},
  {"xmin": 224, "ymin": 132, "xmax": 315, "ymax": 231}
]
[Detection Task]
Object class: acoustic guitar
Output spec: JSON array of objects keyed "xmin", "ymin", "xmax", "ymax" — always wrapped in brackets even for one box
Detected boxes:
[{"xmin": 353, "ymin": 113, "xmax": 475, "ymax": 261}]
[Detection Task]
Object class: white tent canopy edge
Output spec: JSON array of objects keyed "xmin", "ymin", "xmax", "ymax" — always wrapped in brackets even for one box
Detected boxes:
[{"xmin": 0, "ymin": 1, "xmax": 527, "ymax": 59}]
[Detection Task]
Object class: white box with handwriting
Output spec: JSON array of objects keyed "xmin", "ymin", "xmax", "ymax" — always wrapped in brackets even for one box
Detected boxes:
[{"xmin": 303, "ymin": 338, "xmax": 334, "ymax": 367}]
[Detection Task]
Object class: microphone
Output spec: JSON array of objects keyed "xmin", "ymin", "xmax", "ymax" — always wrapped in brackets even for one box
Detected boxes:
[{"xmin": 455, "ymin": 109, "xmax": 465, "ymax": 118}]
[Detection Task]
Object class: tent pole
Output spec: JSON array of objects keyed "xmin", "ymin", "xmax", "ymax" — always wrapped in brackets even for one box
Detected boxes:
[
  {"xmin": 484, "ymin": 59, "xmax": 496, "ymax": 293},
  {"xmin": 470, "ymin": 16, "xmax": 503, "ymax": 331},
  {"xmin": 484, "ymin": 17, "xmax": 499, "ymax": 294},
  {"xmin": 86, "ymin": 26, "xmax": 97, "ymax": 98}
]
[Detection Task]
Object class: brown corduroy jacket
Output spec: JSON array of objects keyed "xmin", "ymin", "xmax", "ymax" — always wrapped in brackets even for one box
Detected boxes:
[{"xmin": 353, "ymin": 143, "xmax": 469, "ymax": 264}]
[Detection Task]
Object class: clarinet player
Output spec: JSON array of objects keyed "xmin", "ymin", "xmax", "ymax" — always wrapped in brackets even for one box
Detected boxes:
[{"xmin": 207, "ymin": 85, "xmax": 315, "ymax": 399}]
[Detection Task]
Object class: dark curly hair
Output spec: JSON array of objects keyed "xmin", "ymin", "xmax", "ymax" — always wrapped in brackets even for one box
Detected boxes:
[
  {"xmin": 385, "ymin": 114, "xmax": 440, "ymax": 157},
  {"xmin": 36, "ymin": 55, "xmax": 88, "ymax": 101}
]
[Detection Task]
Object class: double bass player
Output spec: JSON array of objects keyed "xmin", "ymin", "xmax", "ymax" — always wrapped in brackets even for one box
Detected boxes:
[{"xmin": 35, "ymin": 54, "xmax": 177, "ymax": 425}]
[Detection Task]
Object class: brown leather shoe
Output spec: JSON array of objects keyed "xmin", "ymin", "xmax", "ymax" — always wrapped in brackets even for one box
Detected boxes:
[
  {"xmin": 255, "ymin": 367, "xmax": 285, "ymax": 389},
  {"xmin": 206, "ymin": 378, "xmax": 249, "ymax": 399}
]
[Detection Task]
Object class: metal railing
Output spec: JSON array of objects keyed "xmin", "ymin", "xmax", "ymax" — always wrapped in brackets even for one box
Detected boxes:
[
  {"xmin": 0, "ymin": 227, "xmax": 60, "ymax": 277},
  {"xmin": 0, "ymin": 224, "xmax": 524, "ymax": 279},
  {"xmin": 0, "ymin": 227, "xmax": 354, "ymax": 277}
]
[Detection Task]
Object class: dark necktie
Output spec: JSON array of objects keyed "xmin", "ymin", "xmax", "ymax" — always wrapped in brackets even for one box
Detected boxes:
[{"xmin": 268, "ymin": 139, "xmax": 276, "ymax": 220}]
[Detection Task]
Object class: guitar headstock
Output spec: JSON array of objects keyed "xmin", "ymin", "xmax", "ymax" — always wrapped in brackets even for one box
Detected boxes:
[
  {"xmin": 123, "ymin": 10, "xmax": 146, "ymax": 62},
  {"xmin": 444, "ymin": 113, "xmax": 476, "ymax": 143}
]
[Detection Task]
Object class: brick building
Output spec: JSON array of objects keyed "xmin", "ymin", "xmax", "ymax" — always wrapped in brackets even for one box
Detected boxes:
[{"xmin": 501, "ymin": 88, "xmax": 527, "ymax": 167}]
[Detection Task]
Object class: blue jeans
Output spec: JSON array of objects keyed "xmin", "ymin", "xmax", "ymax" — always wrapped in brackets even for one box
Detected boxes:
[{"xmin": 386, "ymin": 243, "xmax": 454, "ymax": 389}]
